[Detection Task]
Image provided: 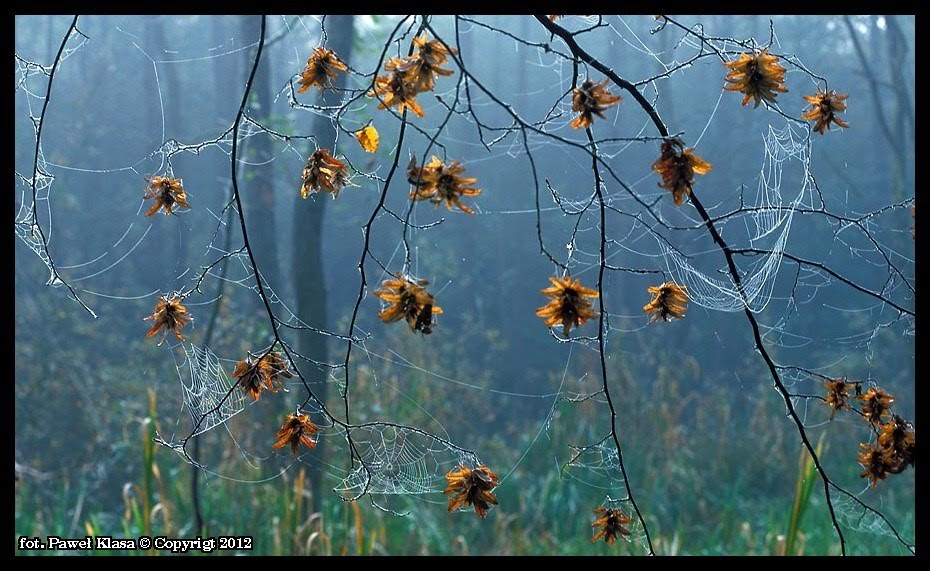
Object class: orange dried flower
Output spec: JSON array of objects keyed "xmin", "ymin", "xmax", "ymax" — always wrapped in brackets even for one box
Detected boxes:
[
  {"xmin": 536, "ymin": 276, "xmax": 599, "ymax": 336},
  {"xmin": 370, "ymin": 71, "xmax": 425, "ymax": 117},
  {"xmin": 570, "ymin": 79, "xmax": 621, "ymax": 129},
  {"xmin": 857, "ymin": 386, "xmax": 895, "ymax": 426},
  {"xmin": 385, "ymin": 57, "xmax": 447, "ymax": 95},
  {"xmin": 297, "ymin": 47, "xmax": 348, "ymax": 93},
  {"xmin": 877, "ymin": 415, "xmax": 915, "ymax": 470},
  {"xmin": 591, "ymin": 505, "xmax": 635, "ymax": 544},
  {"xmin": 802, "ymin": 88, "xmax": 849, "ymax": 134},
  {"xmin": 822, "ymin": 379, "xmax": 852, "ymax": 421},
  {"xmin": 144, "ymin": 295, "xmax": 191, "ymax": 342},
  {"xmin": 444, "ymin": 465, "xmax": 499, "ymax": 518},
  {"xmin": 413, "ymin": 34, "xmax": 456, "ymax": 67},
  {"xmin": 724, "ymin": 48, "xmax": 788, "ymax": 108},
  {"xmin": 857, "ymin": 442, "xmax": 891, "ymax": 488},
  {"xmin": 651, "ymin": 138, "xmax": 712, "ymax": 206},
  {"xmin": 398, "ymin": 34, "xmax": 457, "ymax": 94},
  {"xmin": 273, "ymin": 412, "xmax": 322, "ymax": 458},
  {"xmin": 643, "ymin": 281, "xmax": 688, "ymax": 323},
  {"xmin": 232, "ymin": 350, "xmax": 292, "ymax": 401},
  {"xmin": 381, "ymin": 35, "xmax": 456, "ymax": 96},
  {"xmin": 143, "ymin": 176, "xmax": 189, "ymax": 217},
  {"xmin": 373, "ymin": 273, "xmax": 444, "ymax": 334},
  {"xmin": 300, "ymin": 149, "xmax": 350, "ymax": 199},
  {"xmin": 407, "ymin": 155, "xmax": 482, "ymax": 214}
]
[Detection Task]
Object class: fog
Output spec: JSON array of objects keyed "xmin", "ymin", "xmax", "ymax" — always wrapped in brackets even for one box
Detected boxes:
[{"xmin": 15, "ymin": 15, "xmax": 915, "ymax": 555}]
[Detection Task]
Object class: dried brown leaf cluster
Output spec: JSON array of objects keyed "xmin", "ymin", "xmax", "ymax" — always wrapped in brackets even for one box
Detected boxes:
[
  {"xmin": 144, "ymin": 295, "xmax": 191, "ymax": 342},
  {"xmin": 822, "ymin": 378, "xmax": 852, "ymax": 421},
  {"xmin": 232, "ymin": 350, "xmax": 292, "ymax": 401},
  {"xmin": 858, "ymin": 386, "xmax": 894, "ymax": 426},
  {"xmin": 444, "ymin": 465, "xmax": 499, "ymax": 518},
  {"xmin": 822, "ymin": 379, "xmax": 916, "ymax": 488},
  {"xmin": 143, "ymin": 176, "xmax": 189, "ymax": 217},
  {"xmin": 371, "ymin": 34, "xmax": 456, "ymax": 118},
  {"xmin": 651, "ymin": 138, "xmax": 712, "ymax": 207},
  {"xmin": 297, "ymin": 47, "xmax": 348, "ymax": 93},
  {"xmin": 802, "ymin": 88, "xmax": 850, "ymax": 134},
  {"xmin": 724, "ymin": 48, "xmax": 788, "ymax": 108},
  {"xmin": 374, "ymin": 273, "xmax": 444, "ymax": 334},
  {"xmin": 910, "ymin": 204, "xmax": 915, "ymax": 240},
  {"xmin": 407, "ymin": 155, "xmax": 482, "ymax": 214},
  {"xmin": 536, "ymin": 276, "xmax": 599, "ymax": 336},
  {"xmin": 273, "ymin": 412, "xmax": 322, "ymax": 458},
  {"xmin": 371, "ymin": 72, "xmax": 426, "ymax": 117},
  {"xmin": 570, "ymin": 79, "xmax": 621, "ymax": 129},
  {"xmin": 300, "ymin": 149, "xmax": 350, "ymax": 199},
  {"xmin": 858, "ymin": 415, "xmax": 916, "ymax": 488},
  {"xmin": 643, "ymin": 282, "xmax": 688, "ymax": 323},
  {"xmin": 591, "ymin": 505, "xmax": 635, "ymax": 544},
  {"xmin": 850, "ymin": 383, "xmax": 916, "ymax": 488}
]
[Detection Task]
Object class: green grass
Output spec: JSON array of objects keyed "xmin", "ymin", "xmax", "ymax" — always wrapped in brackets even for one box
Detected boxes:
[
  {"xmin": 14, "ymin": 310, "xmax": 914, "ymax": 556},
  {"xmin": 14, "ymin": 380, "xmax": 915, "ymax": 556},
  {"xmin": 14, "ymin": 456, "xmax": 913, "ymax": 556}
]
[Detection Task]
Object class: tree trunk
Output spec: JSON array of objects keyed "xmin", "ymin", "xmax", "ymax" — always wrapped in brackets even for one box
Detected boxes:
[
  {"xmin": 293, "ymin": 14, "xmax": 355, "ymax": 515},
  {"xmin": 884, "ymin": 15, "xmax": 914, "ymax": 199},
  {"xmin": 240, "ymin": 16, "xmax": 281, "ymax": 295}
]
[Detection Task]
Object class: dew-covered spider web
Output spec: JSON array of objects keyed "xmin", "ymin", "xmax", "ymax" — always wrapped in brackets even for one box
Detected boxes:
[
  {"xmin": 660, "ymin": 125, "xmax": 809, "ymax": 314},
  {"xmin": 178, "ymin": 344, "xmax": 246, "ymax": 439},
  {"xmin": 14, "ymin": 14, "xmax": 913, "ymax": 555},
  {"xmin": 336, "ymin": 424, "xmax": 480, "ymax": 499}
]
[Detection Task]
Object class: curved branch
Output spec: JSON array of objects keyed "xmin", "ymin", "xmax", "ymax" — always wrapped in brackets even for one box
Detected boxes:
[
  {"xmin": 25, "ymin": 15, "xmax": 95, "ymax": 317},
  {"xmin": 535, "ymin": 15, "xmax": 670, "ymax": 137},
  {"xmin": 586, "ymin": 127, "xmax": 655, "ymax": 554},
  {"xmin": 537, "ymin": 14, "xmax": 865, "ymax": 554},
  {"xmin": 340, "ymin": 113, "xmax": 410, "ymax": 425},
  {"xmin": 225, "ymin": 15, "xmax": 343, "ymax": 432}
]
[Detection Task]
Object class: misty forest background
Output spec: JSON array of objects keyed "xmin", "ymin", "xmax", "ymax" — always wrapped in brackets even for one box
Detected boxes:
[{"xmin": 14, "ymin": 15, "xmax": 914, "ymax": 555}]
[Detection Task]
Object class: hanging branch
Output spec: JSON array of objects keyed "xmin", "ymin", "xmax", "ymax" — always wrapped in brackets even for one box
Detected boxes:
[
  {"xmin": 15, "ymin": 14, "xmax": 913, "ymax": 551},
  {"xmin": 339, "ymin": 16, "xmax": 419, "ymax": 427},
  {"xmin": 340, "ymin": 112, "xmax": 411, "ymax": 425},
  {"xmin": 189, "ymin": 195, "xmax": 235, "ymax": 537},
  {"xmin": 534, "ymin": 13, "xmax": 855, "ymax": 553},
  {"xmin": 24, "ymin": 15, "xmax": 96, "ymax": 318},
  {"xmin": 535, "ymin": 14, "xmax": 915, "ymax": 555},
  {"xmin": 166, "ymin": 15, "xmax": 350, "ymax": 461},
  {"xmin": 586, "ymin": 126, "xmax": 655, "ymax": 554}
]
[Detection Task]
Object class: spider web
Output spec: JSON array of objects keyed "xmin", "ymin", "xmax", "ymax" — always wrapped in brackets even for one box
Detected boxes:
[
  {"xmin": 832, "ymin": 491, "xmax": 902, "ymax": 541},
  {"xmin": 14, "ymin": 31, "xmax": 92, "ymax": 295},
  {"xmin": 563, "ymin": 436, "xmax": 625, "ymax": 489},
  {"xmin": 179, "ymin": 344, "xmax": 246, "ymax": 439},
  {"xmin": 336, "ymin": 423, "xmax": 480, "ymax": 499},
  {"xmin": 660, "ymin": 124, "xmax": 808, "ymax": 314}
]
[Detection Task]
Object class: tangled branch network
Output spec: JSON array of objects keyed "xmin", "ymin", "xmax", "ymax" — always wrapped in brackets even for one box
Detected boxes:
[{"xmin": 15, "ymin": 14, "xmax": 913, "ymax": 553}]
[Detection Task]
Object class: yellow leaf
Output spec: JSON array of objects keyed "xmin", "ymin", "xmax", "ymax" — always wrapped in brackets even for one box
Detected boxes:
[{"xmin": 356, "ymin": 124, "xmax": 379, "ymax": 153}]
